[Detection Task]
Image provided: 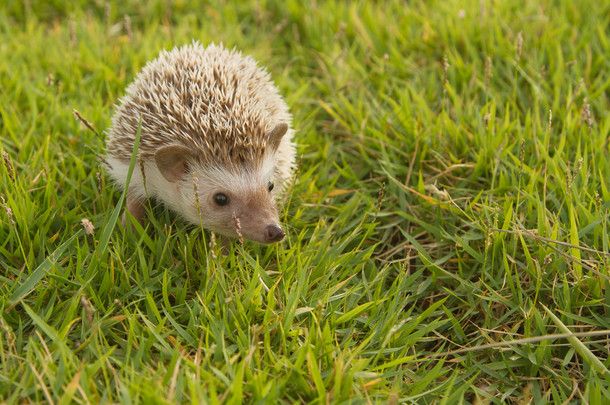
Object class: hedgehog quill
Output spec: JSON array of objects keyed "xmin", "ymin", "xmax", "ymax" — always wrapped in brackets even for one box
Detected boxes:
[{"xmin": 105, "ymin": 42, "xmax": 295, "ymax": 244}]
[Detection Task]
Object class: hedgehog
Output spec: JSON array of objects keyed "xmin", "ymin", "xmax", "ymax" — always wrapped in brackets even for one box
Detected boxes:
[{"xmin": 105, "ymin": 42, "xmax": 295, "ymax": 244}]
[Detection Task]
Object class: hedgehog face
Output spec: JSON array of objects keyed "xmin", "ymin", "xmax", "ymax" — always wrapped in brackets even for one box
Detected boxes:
[
  {"xmin": 146, "ymin": 122, "xmax": 291, "ymax": 244},
  {"xmin": 189, "ymin": 161, "xmax": 286, "ymax": 244},
  {"xmin": 153, "ymin": 145, "xmax": 285, "ymax": 244}
]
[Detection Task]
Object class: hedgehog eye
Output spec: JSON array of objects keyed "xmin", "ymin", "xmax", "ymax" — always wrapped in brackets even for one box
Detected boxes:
[
  {"xmin": 213, "ymin": 193, "xmax": 229, "ymax": 206},
  {"xmin": 268, "ymin": 181, "xmax": 274, "ymax": 192}
]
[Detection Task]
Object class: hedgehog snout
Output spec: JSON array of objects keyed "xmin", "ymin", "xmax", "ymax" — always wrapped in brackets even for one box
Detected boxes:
[{"xmin": 264, "ymin": 224, "xmax": 285, "ymax": 243}]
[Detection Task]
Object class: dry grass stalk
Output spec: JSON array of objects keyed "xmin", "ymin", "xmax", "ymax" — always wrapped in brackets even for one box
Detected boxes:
[
  {"xmin": 582, "ymin": 98, "xmax": 593, "ymax": 135},
  {"xmin": 233, "ymin": 212, "xmax": 244, "ymax": 246},
  {"xmin": 96, "ymin": 171, "xmax": 103, "ymax": 192},
  {"xmin": 519, "ymin": 139, "xmax": 525, "ymax": 175},
  {"xmin": 209, "ymin": 232, "xmax": 217, "ymax": 259},
  {"xmin": 138, "ymin": 154, "xmax": 146, "ymax": 185},
  {"xmin": 104, "ymin": 3, "xmax": 111, "ymax": 32},
  {"xmin": 442, "ymin": 54, "xmax": 449, "ymax": 94},
  {"xmin": 81, "ymin": 218, "xmax": 95, "ymax": 235},
  {"xmin": 80, "ymin": 296, "xmax": 94, "ymax": 326},
  {"xmin": 484, "ymin": 56, "xmax": 492, "ymax": 93},
  {"xmin": 595, "ymin": 191, "xmax": 602, "ymax": 211},
  {"xmin": 2, "ymin": 151, "xmax": 15, "ymax": 184},
  {"xmin": 73, "ymin": 109, "xmax": 100, "ymax": 137},
  {"xmin": 1, "ymin": 196, "xmax": 15, "ymax": 226},
  {"xmin": 515, "ymin": 31, "xmax": 523, "ymax": 62},
  {"xmin": 569, "ymin": 158, "xmax": 583, "ymax": 187},
  {"xmin": 192, "ymin": 173, "xmax": 201, "ymax": 219},
  {"xmin": 69, "ymin": 16, "xmax": 76, "ymax": 47},
  {"xmin": 124, "ymin": 14, "xmax": 133, "ymax": 42}
]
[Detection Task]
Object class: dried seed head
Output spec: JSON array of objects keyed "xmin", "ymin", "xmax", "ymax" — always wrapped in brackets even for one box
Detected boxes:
[
  {"xmin": 96, "ymin": 171, "xmax": 103, "ymax": 192},
  {"xmin": 334, "ymin": 21, "xmax": 346, "ymax": 42},
  {"xmin": 138, "ymin": 154, "xmax": 146, "ymax": 184},
  {"xmin": 575, "ymin": 77, "xmax": 584, "ymax": 96},
  {"xmin": 124, "ymin": 14, "xmax": 133, "ymax": 42},
  {"xmin": 442, "ymin": 54, "xmax": 450, "ymax": 102},
  {"xmin": 519, "ymin": 139, "xmax": 525, "ymax": 175},
  {"xmin": 569, "ymin": 158, "xmax": 583, "ymax": 187},
  {"xmin": 192, "ymin": 173, "xmax": 201, "ymax": 217},
  {"xmin": 0, "ymin": 316, "xmax": 15, "ymax": 346},
  {"xmin": 271, "ymin": 17, "xmax": 288, "ymax": 34},
  {"xmin": 515, "ymin": 31, "xmax": 523, "ymax": 62},
  {"xmin": 595, "ymin": 190, "xmax": 602, "ymax": 210},
  {"xmin": 233, "ymin": 212, "xmax": 244, "ymax": 246},
  {"xmin": 1, "ymin": 196, "xmax": 15, "ymax": 227},
  {"xmin": 485, "ymin": 219, "xmax": 492, "ymax": 249},
  {"xmin": 2, "ymin": 151, "xmax": 15, "ymax": 184},
  {"xmin": 209, "ymin": 232, "xmax": 217, "ymax": 259},
  {"xmin": 484, "ymin": 56, "xmax": 492, "ymax": 93},
  {"xmin": 69, "ymin": 16, "xmax": 76, "ymax": 48},
  {"xmin": 582, "ymin": 98, "xmax": 593, "ymax": 135},
  {"xmin": 104, "ymin": 3, "xmax": 111, "ymax": 32},
  {"xmin": 80, "ymin": 296, "xmax": 94, "ymax": 325},
  {"xmin": 81, "ymin": 218, "xmax": 95, "ymax": 235},
  {"xmin": 425, "ymin": 184, "xmax": 450, "ymax": 200}
]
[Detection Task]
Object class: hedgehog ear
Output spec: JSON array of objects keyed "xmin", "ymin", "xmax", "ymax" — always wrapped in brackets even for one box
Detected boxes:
[
  {"xmin": 155, "ymin": 145, "xmax": 194, "ymax": 183},
  {"xmin": 265, "ymin": 123, "xmax": 288, "ymax": 152}
]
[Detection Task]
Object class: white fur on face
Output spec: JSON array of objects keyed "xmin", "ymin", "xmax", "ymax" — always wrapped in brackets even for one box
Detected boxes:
[
  {"xmin": 105, "ymin": 153, "xmax": 282, "ymax": 243},
  {"xmin": 186, "ymin": 154, "xmax": 281, "ymax": 242}
]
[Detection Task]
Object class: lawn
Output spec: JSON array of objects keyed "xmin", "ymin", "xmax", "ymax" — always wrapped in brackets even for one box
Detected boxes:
[{"xmin": 1, "ymin": 0, "xmax": 609, "ymax": 403}]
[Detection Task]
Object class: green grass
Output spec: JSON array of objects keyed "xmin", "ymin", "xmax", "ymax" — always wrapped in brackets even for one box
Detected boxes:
[{"xmin": 1, "ymin": 0, "xmax": 609, "ymax": 403}]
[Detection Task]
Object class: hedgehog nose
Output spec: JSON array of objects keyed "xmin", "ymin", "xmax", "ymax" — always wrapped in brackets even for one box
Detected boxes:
[{"xmin": 265, "ymin": 224, "xmax": 285, "ymax": 242}]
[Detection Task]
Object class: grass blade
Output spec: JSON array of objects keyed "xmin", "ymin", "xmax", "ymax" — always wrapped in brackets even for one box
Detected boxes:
[
  {"xmin": 87, "ymin": 118, "xmax": 142, "ymax": 276},
  {"xmin": 542, "ymin": 304, "xmax": 610, "ymax": 381},
  {"xmin": 6, "ymin": 232, "xmax": 81, "ymax": 309}
]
